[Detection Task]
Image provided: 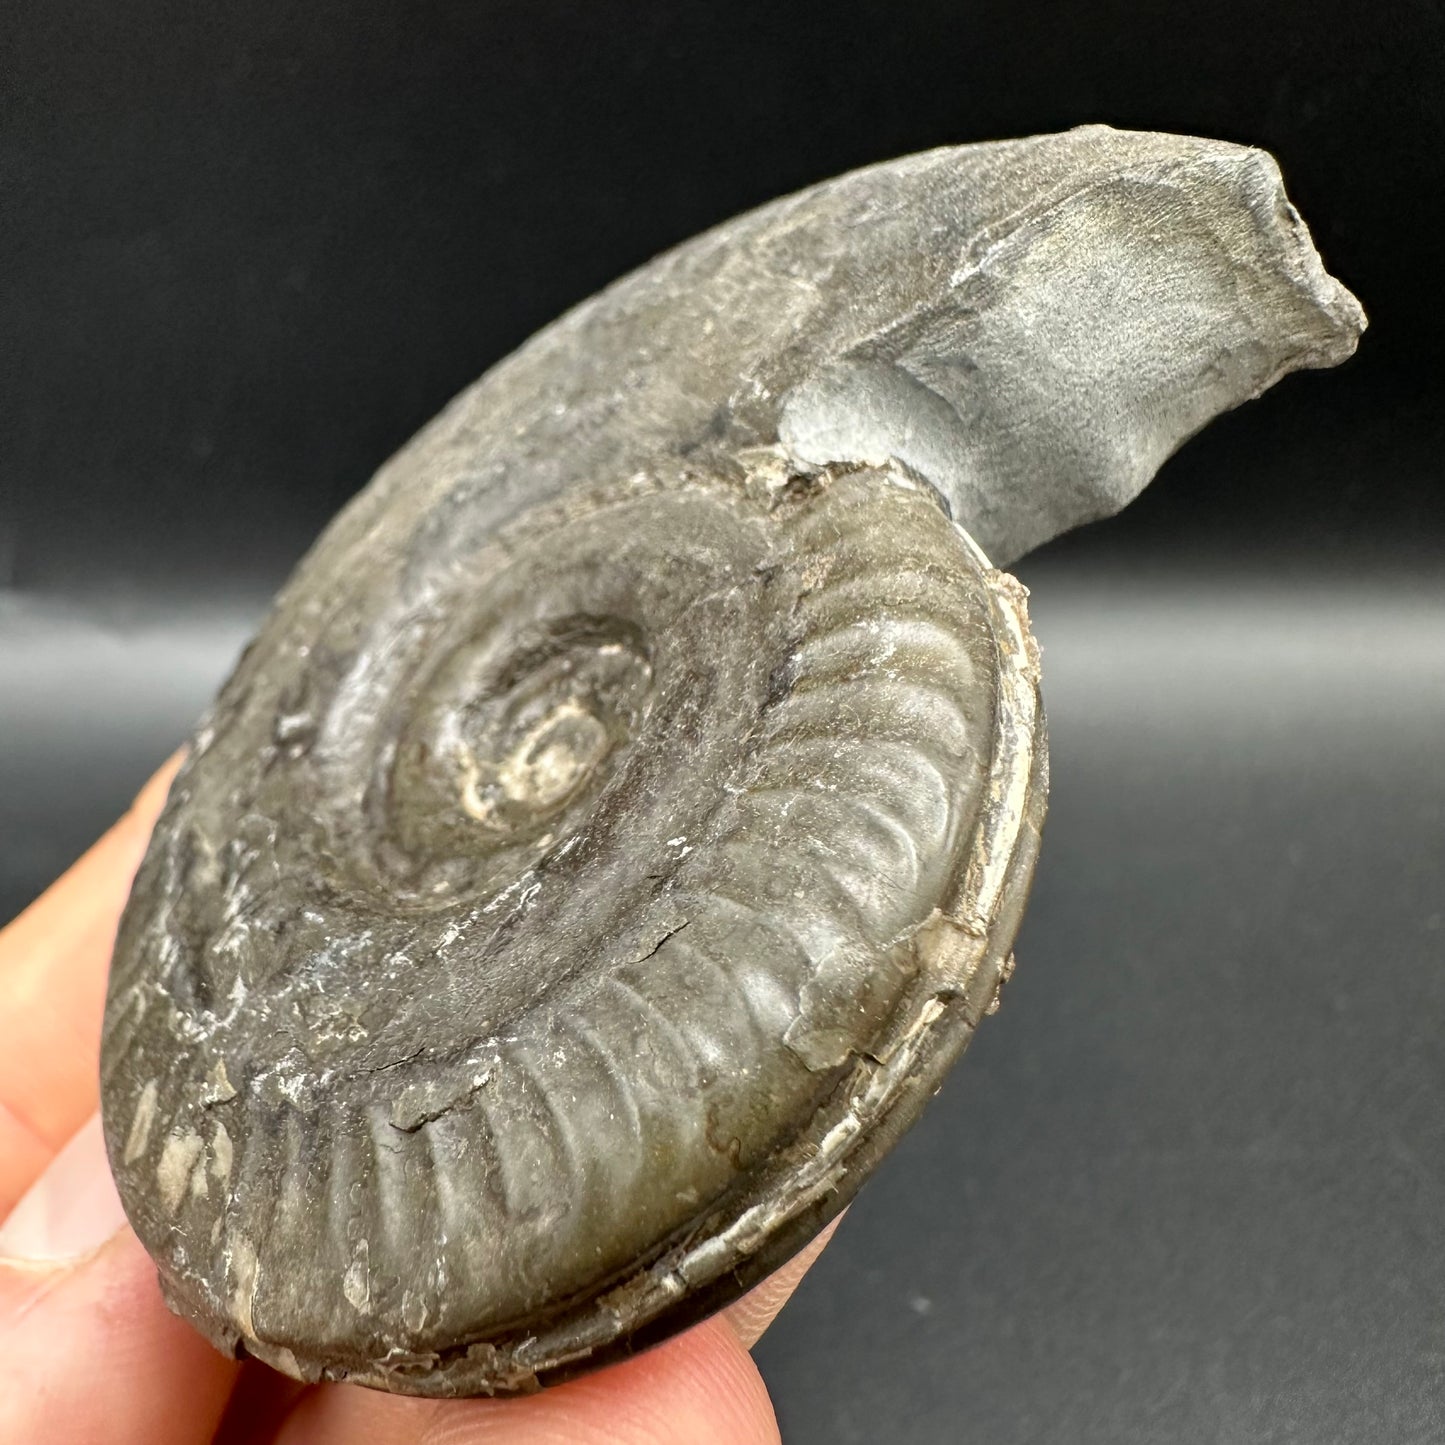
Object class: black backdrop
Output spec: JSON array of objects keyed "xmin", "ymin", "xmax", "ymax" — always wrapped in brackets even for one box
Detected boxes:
[{"xmin": 3, "ymin": 4, "xmax": 1442, "ymax": 1441}]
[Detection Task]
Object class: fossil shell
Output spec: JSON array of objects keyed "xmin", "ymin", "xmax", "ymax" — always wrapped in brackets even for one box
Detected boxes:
[{"xmin": 101, "ymin": 126, "xmax": 1362, "ymax": 1395}]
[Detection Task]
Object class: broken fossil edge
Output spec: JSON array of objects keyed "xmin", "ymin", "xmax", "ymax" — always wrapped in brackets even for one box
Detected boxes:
[{"xmin": 101, "ymin": 126, "xmax": 1363, "ymax": 1395}]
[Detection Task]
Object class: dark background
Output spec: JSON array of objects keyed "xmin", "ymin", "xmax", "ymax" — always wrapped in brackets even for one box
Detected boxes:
[{"xmin": 3, "ymin": 3, "xmax": 1441, "ymax": 1440}]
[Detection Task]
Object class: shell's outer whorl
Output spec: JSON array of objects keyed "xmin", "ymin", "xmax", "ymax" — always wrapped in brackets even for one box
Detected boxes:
[
  {"xmin": 103, "ymin": 455, "xmax": 1043, "ymax": 1392},
  {"xmin": 306, "ymin": 124, "xmax": 1361, "ymax": 590},
  {"xmin": 99, "ymin": 126, "xmax": 1363, "ymax": 1395}
]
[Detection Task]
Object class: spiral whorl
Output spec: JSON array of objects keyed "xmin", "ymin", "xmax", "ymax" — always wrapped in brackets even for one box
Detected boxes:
[{"xmin": 100, "ymin": 126, "xmax": 1361, "ymax": 1393}]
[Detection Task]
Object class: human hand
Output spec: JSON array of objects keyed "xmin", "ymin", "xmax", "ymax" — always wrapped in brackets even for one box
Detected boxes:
[{"xmin": 0, "ymin": 754, "xmax": 837, "ymax": 1444}]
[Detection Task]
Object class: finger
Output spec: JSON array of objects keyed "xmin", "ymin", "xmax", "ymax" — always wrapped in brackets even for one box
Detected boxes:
[
  {"xmin": 0, "ymin": 753, "xmax": 181, "ymax": 1213},
  {"xmin": 272, "ymin": 1316, "xmax": 780, "ymax": 1445},
  {"xmin": 212, "ymin": 1362, "xmax": 309, "ymax": 1445},
  {"xmin": 0, "ymin": 1114, "xmax": 240, "ymax": 1445},
  {"xmin": 723, "ymin": 1214, "xmax": 843, "ymax": 1349}
]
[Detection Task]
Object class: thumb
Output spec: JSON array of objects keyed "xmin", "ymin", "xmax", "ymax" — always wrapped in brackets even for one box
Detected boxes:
[
  {"xmin": 0, "ymin": 1115, "xmax": 239, "ymax": 1445},
  {"xmin": 0, "ymin": 1115, "xmax": 127, "ymax": 1264}
]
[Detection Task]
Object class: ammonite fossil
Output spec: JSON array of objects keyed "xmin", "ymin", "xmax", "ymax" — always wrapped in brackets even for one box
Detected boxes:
[{"xmin": 101, "ymin": 126, "xmax": 1363, "ymax": 1395}]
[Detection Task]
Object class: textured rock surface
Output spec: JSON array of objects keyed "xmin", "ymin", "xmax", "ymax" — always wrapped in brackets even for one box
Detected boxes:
[{"xmin": 100, "ymin": 126, "xmax": 1362, "ymax": 1394}]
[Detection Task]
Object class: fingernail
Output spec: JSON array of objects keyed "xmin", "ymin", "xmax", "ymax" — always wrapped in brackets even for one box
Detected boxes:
[{"xmin": 0, "ymin": 1116, "xmax": 128, "ymax": 1263}]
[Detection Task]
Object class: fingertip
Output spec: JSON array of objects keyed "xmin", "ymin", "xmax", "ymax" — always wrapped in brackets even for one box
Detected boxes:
[
  {"xmin": 273, "ymin": 1318, "xmax": 780, "ymax": 1445},
  {"xmin": 596, "ymin": 1316, "xmax": 782, "ymax": 1445},
  {"xmin": 725, "ymin": 1214, "xmax": 844, "ymax": 1349},
  {"xmin": 0, "ymin": 1115, "xmax": 127, "ymax": 1263},
  {"xmin": 436, "ymin": 1320, "xmax": 780, "ymax": 1445},
  {"xmin": 0, "ymin": 1225, "xmax": 239, "ymax": 1445},
  {"xmin": 127, "ymin": 748, "xmax": 186, "ymax": 824}
]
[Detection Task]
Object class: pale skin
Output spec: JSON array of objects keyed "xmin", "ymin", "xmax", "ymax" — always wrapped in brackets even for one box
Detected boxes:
[{"xmin": 0, "ymin": 755, "xmax": 838, "ymax": 1444}]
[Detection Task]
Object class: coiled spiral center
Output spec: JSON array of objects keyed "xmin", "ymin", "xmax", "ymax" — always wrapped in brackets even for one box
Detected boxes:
[{"xmin": 387, "ymin": 620, "xmax": 653, "ymax": 886}]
